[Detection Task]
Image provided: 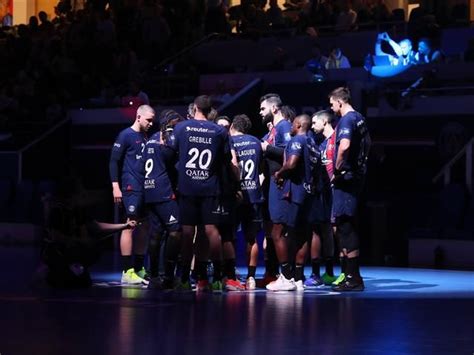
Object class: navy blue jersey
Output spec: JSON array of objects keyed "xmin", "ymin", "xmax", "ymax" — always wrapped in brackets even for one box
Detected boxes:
[
  {"xmin": 263, "ymin": 119, "xmax": 292, "ymax": 177},
  {"xmin": 110, "ymin": 127, "xmax": 146, "ymax": 192},
  {"xmin": 143, "ymin": 132, "xmax": 175, "ymax": 203},
  {"xmin": 335, "ymin": 111, "xmax": 371, "ymax": 176},
  {"xmin": 316, "ymin": 132, "xmax": 335, "ymax": 190},
  {"xmin": 172, "ymin": 119, "xmax": 230, "ymax": 196},
  {"xmin": 283, "ymin": 134, "xmax": 318, "ymax": 204},
  {"xmin": 274, "ymin": 119, "xmax": 292, "ymax": 148},
  {"xmin": 231, "ymin": 134, "xmax": 264, "ymax": 204}
]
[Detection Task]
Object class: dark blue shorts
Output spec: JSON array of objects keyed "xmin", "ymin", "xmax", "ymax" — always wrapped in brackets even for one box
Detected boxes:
[
  {"xmin": 122, "ymin": 191, "xmax": 145, "ymax": 219},
  {"xmin": 268, "ymin": 180, "xmax": 289, "ymax": 224},
  {"xmin": 218, "ymin": 195, "xmax": 237, "ymax": 226},
  {"xmin": 307, "ymin": 188, "xmax": 332, "ymax": 225},
  {"xmin": 237, "ymin": 202, "xmax": 263, "ymax": 234},
  {"xmin": 331, "ymin": 188, "xmax": 359, "ymax": 221},
  {"xmin": 148, "ymin": 200, "xmax": 180, "ymax": 234},
  {"xmin": 179, "ymin": 195, "xmax": 221, "ymax": 226},
  {"xmin": 286, "ymin": 200, "xmax": 309, "ymax": 228}
]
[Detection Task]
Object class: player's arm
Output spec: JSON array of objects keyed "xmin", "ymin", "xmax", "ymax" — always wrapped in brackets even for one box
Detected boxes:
[
  {"xmin": 335, "ymin": 138, "xmax": 350, "ymax": 171},
  {"xmin": 109, "ymin": 136, "xmax": 126, "ymax": 203},
  {"xmin": 230, "ymin": 148, "xmax": 240, "ymax": 182},
  {"xmin": 275, "ymin": 154, "xmax": 299, "ymax": 181},
  {"xmin": 263, "ymin": 143, "xmax": 285, "ymax": 163}
]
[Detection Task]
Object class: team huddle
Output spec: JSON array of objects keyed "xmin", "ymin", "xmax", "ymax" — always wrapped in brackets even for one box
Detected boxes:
[{"xmin": 109, "ymin": 86, "xmax": 371, "ymax": 292}]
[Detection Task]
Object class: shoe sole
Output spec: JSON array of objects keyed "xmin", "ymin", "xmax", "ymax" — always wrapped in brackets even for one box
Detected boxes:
[{"xmin": 332, "ymin": 285, "xmax": 365, "ymax": 292}]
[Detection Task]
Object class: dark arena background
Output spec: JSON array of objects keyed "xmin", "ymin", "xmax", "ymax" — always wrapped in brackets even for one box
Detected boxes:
[{"xmin": 0, "ymin": 0, "xmax": 473, "ymax": 354}]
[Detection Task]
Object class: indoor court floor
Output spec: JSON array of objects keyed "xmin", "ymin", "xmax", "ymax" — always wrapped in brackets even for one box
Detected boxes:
[{"xmin": 0, "ymin": 246, "xmax": 473, "ymax": 355}]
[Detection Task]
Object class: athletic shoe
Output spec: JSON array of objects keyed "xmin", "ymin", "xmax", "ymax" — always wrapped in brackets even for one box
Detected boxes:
[
  {"xmin": 174, "ymin": 280, "xmax": 193, "ymax": 291},
  {"xmin": 303, "ymin": 274, "xmax": 324, "ymax": 288},
  {"xmin": 332, "ymin": 273, "xmax": 346, "ymax": 286},
  {"xmin": 246, "ymin": 277, "xmax": 256, "ymax": 290},
  {"xmin": 136, "ymin": 267, "xmax": 147, "ymax": 279},
  {"xmin": 294, "ymin": 280, "xmax": 304, "ymax": 291},
  {"xmin": 148, "ymin": 276, "xmax": 174, "ymax": 290},
  {"xmin": 121, "ymin": 268, "xmax": 146, "ymax": 285},
  {"xmin": 225, "ymin": 279, "xmax": 245, "ymax": 291},
  {"xmin": 321, "ymin": 273, "xmax": 338, "ymax": 286},
  {"xmin": 196, "ymin": 280, "xmax": 211, "ymax": 292},
  {"xmin": 266, "ymin": 274, "xmax": 296, "ymax": 291},
  {"xmin": 332, "ymin": 275, "xmax": 364, "ymax": 292},
  {"xmin": 211, "ymin": 280, "xmax": 223, "ymax": 292},
  {"xmin": 257, "ymin": 273, "xmax": 278, "ymax": 288}
]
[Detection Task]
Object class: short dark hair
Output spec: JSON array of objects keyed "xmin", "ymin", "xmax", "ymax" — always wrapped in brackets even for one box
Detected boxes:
[
  {"xmin": 312, "ymin": 110, "xmax": 335, "ymax": 124},
  {"xmin": 215, "ymin": 115, "xmax": 231, "ymax": 125},
  {"xmin": 194, "ymin": 95, "xmax": 212, "ymax": 116},
  {"xmin": 208, "ymin": 108, "xmax": 219, "ymax": 121},
  {"xmin": 261, "ymin": 95, "xmax": 282, "ymax": 109},
  {"xmin": 328, "ymin": 87, "xmax": 351, "ymax": 103},
  {"xmin": 281, "ymin": 105, "xmax": 296, "ymax": 122},
  {"xmin": 232, "ymin": 114, "xmax": 252, "ymax": 134},
  {"xmin": 260, "ymin": 93, "xmax": 280, "ymax": 103},
  {"xmin": 159, "ymin": 109, "xmax": 184, "ymax": 130}
]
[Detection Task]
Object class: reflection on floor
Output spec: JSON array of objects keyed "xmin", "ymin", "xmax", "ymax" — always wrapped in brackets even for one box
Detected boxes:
[{"xmin": 1, "ymin": 246, "xmax": 473, "ymax": 355}]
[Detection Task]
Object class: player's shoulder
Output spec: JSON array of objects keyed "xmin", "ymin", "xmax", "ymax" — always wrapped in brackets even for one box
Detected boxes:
[
  {"xmin": 277, "ymin": 119, "xmax": 292, "ymax": 130},
  {"xmin": 147, "ymin": 132, "xmax": 161, "ymax": 144}
]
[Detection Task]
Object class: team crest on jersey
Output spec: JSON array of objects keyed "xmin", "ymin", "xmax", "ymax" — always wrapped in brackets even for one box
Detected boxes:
[
  {"xmin": 128, "ymin": 205, "xmax": 136, "ymax": 213},
  {"xmin": 291, "ymin": 142, "xmax": 302, "ymax": 150}
]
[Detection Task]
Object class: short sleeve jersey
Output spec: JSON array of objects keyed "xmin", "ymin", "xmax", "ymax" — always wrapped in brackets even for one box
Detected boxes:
[
  {"xmin": 283, "ymin": 134, "xmax": 318, "ymax": 204},
  {"xmin": 335, "ymin": 111, "xmax": 370, "ymax": 175},
  {"xmin": 143, "ymin": 132, "xmax": 175, "ymax": 203},
  {"xmin": 274, "ymin": 119, "xmax": 292, "ymax": 148},
  {"xmin": 231, "ymin": 134, "xmax": 264, "ymax": 204},
  {"xmin": 172, "ymin": 119, "xmax": 230, "ymax": 196},
  {"xmin": 110, "ymin": 127, "xmax": 146, "ymax": 192}
]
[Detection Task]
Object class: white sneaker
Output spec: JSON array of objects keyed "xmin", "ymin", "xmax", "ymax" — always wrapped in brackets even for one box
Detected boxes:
[
  {"xmin": 266, "ymin": 274, "xmax": 296, "ymax": 291},
  {"xmin": 246, "ymin": 276, "xmax": 256, "ymax": 290},
  {"xmin": 294, "ymin": 280, "xmax": 304, "ymax": 291},
  {"xmin": 121, "ymin": 268, "xmax": 146, "ymax": 285}
]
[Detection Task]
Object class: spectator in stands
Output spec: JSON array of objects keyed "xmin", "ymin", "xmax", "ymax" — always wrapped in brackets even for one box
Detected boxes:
[
  {"xmin": 305, "ymin": 43, "xmax": 328, "ymax": 73},
  {"xmin": 369, "ymin": 0, "xmax": 390, "ymax": 23},
  {"xmin": 38, "ymin": 11, "xmax": 54, "ymax": 37},
  {"xmin": 375, "ymin": 32, "xmax": 417, "ymax": 66},
  {"xmin": 335, "ymin": 0, "xmax": 357, "ymax": 32},
  {"xmin": 121, "ymin": 80, "xmax": 150, "ymax": 108},
  {"xmin": 325, "ymin": 47, "xmax": 351, "ymax": 69},
  {"xmin": 2, "ymin": 12, "xmax": 12, "ymax": 27},
  {"xmin": 266, "ymin": 0, "xmax": 285, "ymax": 29},
  {"xmin": 415, "ymin": 38, "xmax": 442, "ymax": 64},
  {"xmin": 205, "ymin": 0, "xmax": 232, "ymax": 35}
]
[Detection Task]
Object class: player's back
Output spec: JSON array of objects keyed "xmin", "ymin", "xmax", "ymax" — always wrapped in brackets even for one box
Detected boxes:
[
  {"xmin": 231, "ymin": 134, "xmax": 264, "ymax": 204},
  {"xmin": 143, "ymin": 132, "xmax": 175, "ymax": 203},
  {"xmin": 173, "ymin": 119, "xmax": 230, "ymax": 196}
]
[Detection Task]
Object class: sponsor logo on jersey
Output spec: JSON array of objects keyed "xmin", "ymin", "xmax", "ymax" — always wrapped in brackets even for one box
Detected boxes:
[
  {"xmin": 169, "ymin": 215, "xmax": 177, "ymax": 223},
  {"xmin": 339, "ymin": 128, "xmax": 350, "ymax": 136},
  {"xmin": 186, "ymin": 126, "xmax": 212, "ymax": 133}
]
